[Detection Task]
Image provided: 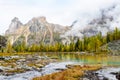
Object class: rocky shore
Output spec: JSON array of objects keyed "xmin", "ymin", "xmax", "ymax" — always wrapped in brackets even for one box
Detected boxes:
[
  {"xmin": 81, "ymin": 67, "xmax": 120, "ymax": 80},
  {"xmin": 33, "ymin": 65, "xmax": 101, "ymax": 80},
  {"xmin": 0, "ymin": 53, "xmax": 58, "ymax": 76},
  {"xmin": 33, "ymin": 64, "xmax": 120, "ymax": 80}
]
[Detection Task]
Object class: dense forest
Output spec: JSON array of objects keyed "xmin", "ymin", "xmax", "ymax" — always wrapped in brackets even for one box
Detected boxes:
[{"xmin": 1, "ymin": 27, "xmax": 120, "ymax": 53}]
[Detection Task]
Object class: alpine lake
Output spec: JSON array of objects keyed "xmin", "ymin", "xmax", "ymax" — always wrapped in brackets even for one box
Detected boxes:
[{"xmin": 0, "ymin": 52, "xmax": 119, "ymax": 80}]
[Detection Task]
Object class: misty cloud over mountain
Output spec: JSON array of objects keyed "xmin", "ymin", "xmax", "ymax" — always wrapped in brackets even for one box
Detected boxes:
[{"xmin": 63, "ymin": 2, "xmax": 120, "ymax": 38}]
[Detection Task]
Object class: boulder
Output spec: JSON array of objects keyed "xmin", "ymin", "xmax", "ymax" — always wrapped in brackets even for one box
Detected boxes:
[{"xmin": 116, "ymin": 72, "xmax": 120, "ymax": 80}]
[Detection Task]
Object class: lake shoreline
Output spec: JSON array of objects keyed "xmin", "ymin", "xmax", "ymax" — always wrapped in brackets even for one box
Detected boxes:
[
  {"xmin": 0, "ymin": 52, "xmax": 119, "ymax": 80},
  {"xmin": 33, "ymin": 64, "xmax": 102, "ymax": 80},
  {"xmin": 1, "ymin": 51, "xmax": 120, "ymax": 57},
  {"xmin": 33, "ymin": 65, "xmax": 120, "ymax": 80}
]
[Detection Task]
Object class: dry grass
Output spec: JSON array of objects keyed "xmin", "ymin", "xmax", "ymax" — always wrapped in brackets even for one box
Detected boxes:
[{"xmin": 33, "ymin": 65, "xmax": 101, "ymax": 80}]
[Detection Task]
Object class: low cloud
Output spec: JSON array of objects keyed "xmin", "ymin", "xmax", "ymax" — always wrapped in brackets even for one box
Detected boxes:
[{"xmin": 0, "ymin": 0, "xmax": 120, "ymax": 34}]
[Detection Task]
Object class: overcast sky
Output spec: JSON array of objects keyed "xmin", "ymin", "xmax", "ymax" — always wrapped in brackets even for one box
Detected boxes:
[{"xmin": 0, "ymin": 0, "xmax": 119, "ymax": 34}]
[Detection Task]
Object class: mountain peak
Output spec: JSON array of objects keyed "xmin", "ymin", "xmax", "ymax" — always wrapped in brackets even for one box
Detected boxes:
[
  {"xmin": 31, "ymin": 16, "xmax": 47, "ymax": 23},
  {"xmin": 5, "ymin": 17, "xmax": 23, "ymax": 34},
  {"xmin": 12, "ymin": 17, "xmax": 19, "ymax": 22}
]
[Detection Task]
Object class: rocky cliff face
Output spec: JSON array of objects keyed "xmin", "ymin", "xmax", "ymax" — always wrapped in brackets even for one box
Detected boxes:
[
  {"xmin": 6, "ymin": 17, "xmax": 23, "ymax": 34},
  {"xmin": 5, "ymin": 16, "xmax": 70, "ymax": 45},
  {"xmin": 108, "ymin": 40, "xmax": 120, "ymax": 55}
]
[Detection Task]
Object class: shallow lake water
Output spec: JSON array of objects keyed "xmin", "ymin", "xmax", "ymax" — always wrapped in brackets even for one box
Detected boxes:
[
  {"xmin": 41, "ymin": 52, "xmax": 120, "ymax": 66},
  {"xmin": 0, "ymin": 52, "xmax": 120, "ymax": 80}
]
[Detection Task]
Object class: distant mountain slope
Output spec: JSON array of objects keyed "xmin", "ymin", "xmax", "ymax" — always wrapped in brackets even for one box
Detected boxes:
[
  {"xmin": 5, "ymin": 17, "xmax": 70, "ymax": 45},
  {"xmin": 63, "ymin": 4, "xmax": 120, "ymax": 39}
]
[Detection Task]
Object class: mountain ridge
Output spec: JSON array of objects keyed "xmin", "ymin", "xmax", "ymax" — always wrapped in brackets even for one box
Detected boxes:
[{"xmin": 5, "ymin": 16, "xmax": 71, "ymax": 45}]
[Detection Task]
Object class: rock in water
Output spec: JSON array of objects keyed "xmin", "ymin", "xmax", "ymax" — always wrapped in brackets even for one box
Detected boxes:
[{"xmin": 116, "ymin": 72, "xmax": 120, "ymax": 80}]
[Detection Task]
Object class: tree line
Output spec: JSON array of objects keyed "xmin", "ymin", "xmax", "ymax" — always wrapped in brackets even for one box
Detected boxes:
[{"xmin": 1, "ymin": 27, "xmax": 120, "ymax": 53}]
